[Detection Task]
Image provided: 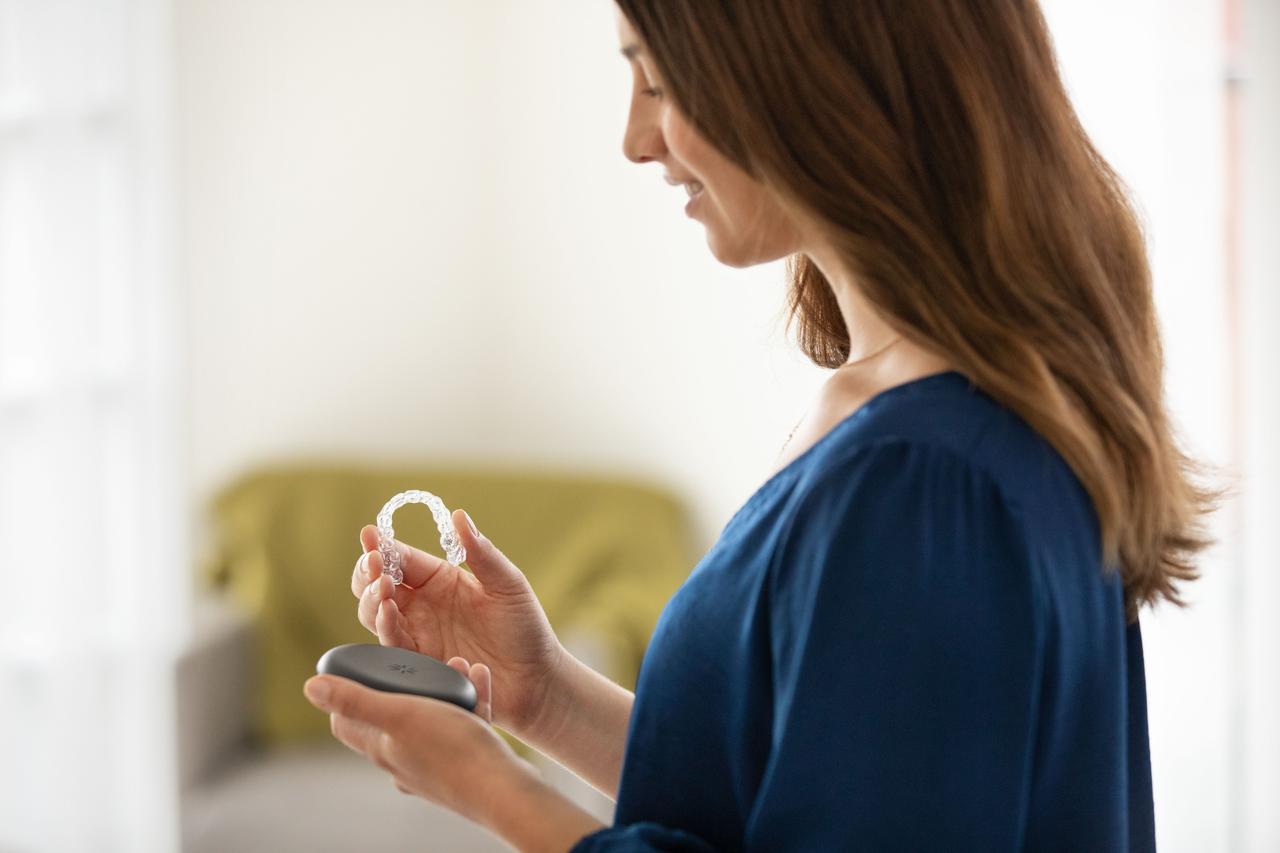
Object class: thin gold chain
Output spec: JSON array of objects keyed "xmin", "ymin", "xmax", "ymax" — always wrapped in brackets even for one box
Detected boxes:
[{"xmin": 777, "ymin": 336, "xmax": 904, "ymax": 456}]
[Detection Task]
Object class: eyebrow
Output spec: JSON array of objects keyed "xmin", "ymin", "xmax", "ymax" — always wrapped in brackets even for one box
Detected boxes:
[{"xmin": 620, "ymin": 43, "xmax": 642, "ymax": 60}]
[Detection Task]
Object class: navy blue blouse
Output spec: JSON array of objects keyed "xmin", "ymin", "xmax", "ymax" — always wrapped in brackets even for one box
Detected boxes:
[{"xmin": 570, "ymin": 370, "xmax": 1155, "ymax": 852}]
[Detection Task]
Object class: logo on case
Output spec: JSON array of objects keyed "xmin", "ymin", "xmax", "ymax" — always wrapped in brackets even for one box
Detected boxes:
[{"xmin": 388, "ymin": 663, "xmax": 417, "ymax": 675}]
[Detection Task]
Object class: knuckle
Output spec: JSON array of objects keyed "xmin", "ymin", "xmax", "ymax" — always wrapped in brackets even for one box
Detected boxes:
[
  {"xmin": 373, "ymin": 734, "xmax": 397, "ymax": 771},
  {"xmin": 359, "ymin": 592, "xmax": 378, "ymax": 632}
]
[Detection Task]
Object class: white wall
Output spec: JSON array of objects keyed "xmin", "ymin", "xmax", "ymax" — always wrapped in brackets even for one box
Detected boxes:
[
  {"xmin": 1237, "ymin": 0, "xmax": 1280, "ymax": 847},
  {"xmin": 177, "ymin": 0, "xmax": 820, "ymax": 566}
]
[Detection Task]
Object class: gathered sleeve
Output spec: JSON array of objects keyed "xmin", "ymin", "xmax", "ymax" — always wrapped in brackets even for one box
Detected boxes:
[
  {"xmin": 569, "ymin": 823, "xmax": 719, "ymax": 852},
  {"xmin": 572, "ymin": 438, "xmax": 1045, "ymax": 852}
]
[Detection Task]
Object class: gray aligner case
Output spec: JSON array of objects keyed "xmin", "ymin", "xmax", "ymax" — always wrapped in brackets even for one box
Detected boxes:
[{"xmin": 316, "ymin": 643, "xmax": 478, "ymax": 712}]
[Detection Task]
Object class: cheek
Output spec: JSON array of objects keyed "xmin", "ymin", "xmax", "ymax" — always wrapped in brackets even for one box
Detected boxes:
[
  {"xmin": 661, "ymin": 110, "xmax": 710, "ymax": 174},
  {"xmin": 708, "ymin": 184, "xmax": 804, "ymax": 266},
  {"xmin": 661, "ymin": 113, "xmax": 744, "ymax": 215},
  {"xmin": 658, "ymin": 109, "xmax": 800, "ymax": 260}
]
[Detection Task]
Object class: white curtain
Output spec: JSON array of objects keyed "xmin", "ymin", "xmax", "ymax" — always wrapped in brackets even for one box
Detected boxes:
[
  {"xmin": 0, "ymin": 1, "xmax": 185, "ymax": 851},
  {"xmin": 1041, "ymin": 0, "xmax": 1279, "ymax": 850},
  {"xmin": 1236, "ymin": 0, "xmax": 1280, "ymax": 848}
]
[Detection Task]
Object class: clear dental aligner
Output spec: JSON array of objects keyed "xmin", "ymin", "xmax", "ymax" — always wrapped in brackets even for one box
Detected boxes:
[{"xmin": 376, "ymin": 489, "xmax": 466, "ymax": 585}]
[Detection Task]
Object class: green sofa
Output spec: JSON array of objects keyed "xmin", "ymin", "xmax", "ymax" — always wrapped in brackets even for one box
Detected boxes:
[{"xmin": 178, "ymin": 461, "xmax": 699, "ymax": 852}]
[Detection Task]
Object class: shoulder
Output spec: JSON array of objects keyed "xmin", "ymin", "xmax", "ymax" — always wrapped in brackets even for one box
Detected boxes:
[
  {"xmin": 765, "ymin": 377, "xmax": 1105, "ymax": 613},
  {"xmin": 798, "ymin": 371, "xmax": 1097, "ymax": 551},
  {"xmin": 783, "ymin": 436, "xmax": 1028, "ymax": 548},
  {"xmin": 767, "ymin": 435, "xmax": 1050, "ymax": 643},
  {"xmin": 765, "ymin": 374, "xmax": 1112, "ymax": 627}
]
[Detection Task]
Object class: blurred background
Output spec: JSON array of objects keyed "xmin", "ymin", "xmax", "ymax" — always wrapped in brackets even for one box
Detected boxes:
[{"xmin": 0, "ymin": 0, "xmax": 1276, "ymax": 851}]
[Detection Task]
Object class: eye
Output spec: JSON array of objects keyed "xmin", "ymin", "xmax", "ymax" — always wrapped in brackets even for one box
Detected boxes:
[{"xmin": 641, "ymin": 87, "xmax": 663, "ymax": 99}]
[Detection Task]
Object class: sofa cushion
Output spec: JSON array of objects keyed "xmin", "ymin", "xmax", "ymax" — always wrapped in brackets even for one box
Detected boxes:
[{"xmin": 202, "ymin": 463, "xmax": 698, "ymax": 754}]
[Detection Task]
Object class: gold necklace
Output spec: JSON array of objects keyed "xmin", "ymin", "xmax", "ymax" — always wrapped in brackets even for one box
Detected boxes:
[{"xmin": 777, "ymin": 336, "xmax": 903, "ymax": 456}]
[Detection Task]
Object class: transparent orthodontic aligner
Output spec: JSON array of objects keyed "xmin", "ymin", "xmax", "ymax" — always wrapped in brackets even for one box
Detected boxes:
[{"xmin": 376, "ymin": 489, "xmax": 466, "ymax": 585}]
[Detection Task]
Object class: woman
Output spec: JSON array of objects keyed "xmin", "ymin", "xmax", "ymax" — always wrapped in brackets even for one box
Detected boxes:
[{"xmin": 303, "ymin": 2, "xmax": 1221, "ymax": 850}]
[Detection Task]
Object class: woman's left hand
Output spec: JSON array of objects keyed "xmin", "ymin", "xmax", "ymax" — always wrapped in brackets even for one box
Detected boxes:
[{"xmin": 303, "ymin": 656, "xmax": 538, "ymax": 829}]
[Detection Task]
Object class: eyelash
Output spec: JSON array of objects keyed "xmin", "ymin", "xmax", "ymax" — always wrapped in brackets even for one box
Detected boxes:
[{"xmin": 641, "ymin": 87, "xmax": 663, "ymax": 99}]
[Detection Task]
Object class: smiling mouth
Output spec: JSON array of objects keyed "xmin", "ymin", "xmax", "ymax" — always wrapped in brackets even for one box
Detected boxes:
[{"xmin": 665, "ymin": 173, "xmax": 705, "ymax": 199}]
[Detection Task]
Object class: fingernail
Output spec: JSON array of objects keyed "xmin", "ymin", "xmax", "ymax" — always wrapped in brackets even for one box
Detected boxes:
[
  {"xmin": 358, "ymin": 552, "xmax": 370, "ymax": 579},
  {"xmin": 368, "ymin": 577, "xmax": 382, "ymax": 598},
  {"xmin": 305, "ymin": 679, "xmax": 331, "ymax": 706},
  {"xmin": 464, "ymin": 511, "xmax": 479, "ymax": 538}
]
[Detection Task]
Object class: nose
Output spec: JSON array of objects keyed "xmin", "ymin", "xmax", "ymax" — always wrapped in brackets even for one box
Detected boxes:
[{"xmin": 622, "ymin": 102, "xmax": 666, "ymax": 165}]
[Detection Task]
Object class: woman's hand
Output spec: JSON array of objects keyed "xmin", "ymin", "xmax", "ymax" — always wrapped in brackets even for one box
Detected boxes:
[
  {"xmin": 351, "ymin": 511, "xmax": 567, "ymax": 739},
  {"xmin": 303, "ymin": 658, "xmax": 606, "ymax": 851},
  {"xmin": 303, "ymin": 656, "xmax": 527, "ymax": 823}
]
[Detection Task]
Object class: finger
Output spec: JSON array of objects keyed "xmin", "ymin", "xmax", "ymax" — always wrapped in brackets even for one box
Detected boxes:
[
  {"xmin": 446, "ymin": 657, "xmax": 490, "ymax": 723},
  {"xmin": 375, "ymin": 598, "xmax": 416, "ymax": 650},
  {"xmin": 305, "ymin": 675, "xmax": 406, "ymax": 733},
  {"xmin": 446, "ymin": 656, "xmax": 467, "ymax": 671},
  {"xmin": 360, "ymin": 524, "xmax": 380, "ymax": 554},
  {"xmin": 474, "ymin": 662, "xmax": 491, "ymax": 704},
  {"xmin": 351, "ymin": 550, "xmax": 376, "ymax": 598},
  {"xmin": 383, "ymin": 535, "xmax": 458, "ymax": 589},
  {"xmin": 358, "ymin": 573, "xmax": 390, "ymax": 635},
  {"xmin": 361, "ymin": 550, "xmax": 417, "ymax": 618},
  {"xmin": 354, "ymin": 531, "xmax": 407, "ymax": 593},
  {"xmin": 352, "ymin": 525, "xmax": 386, "ymax": 597},
  {"xmin": 472, "ymin": 662, "xmax": 493, "ymax": 724},
  {"xmin": 449, "ymin": 508, "xmax": 529, "ymax": 595},
  {"xmin": 329, "ymin": 709, "xmax": 383, "ymax": 758},
  {"xmin": 360, "ymin": 525, "xmax": 456, "ymax": 591}
]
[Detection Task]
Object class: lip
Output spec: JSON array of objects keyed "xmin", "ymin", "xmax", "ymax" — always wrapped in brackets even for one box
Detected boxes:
[
  {"xmin": 663, "ymin": 172, "xmax": 706, "ymax": 216},
  {"xmin": 684, "ymin": 185, "xmax": 705, "ymax": 217}
]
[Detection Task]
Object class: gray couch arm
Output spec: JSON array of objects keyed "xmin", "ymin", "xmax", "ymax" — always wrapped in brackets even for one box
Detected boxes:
[{"xmin": 175, "ymin": 594, "xmax": 257, "ymax": 792}]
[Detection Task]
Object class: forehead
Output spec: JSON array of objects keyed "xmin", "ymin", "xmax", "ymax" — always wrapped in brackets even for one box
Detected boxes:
[{"xmin": 614, "ymin": 7, "xmax": 643, "ymax": 58}]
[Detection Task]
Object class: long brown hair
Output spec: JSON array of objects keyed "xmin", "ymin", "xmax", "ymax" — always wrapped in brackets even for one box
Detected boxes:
[{"xmin": 616, "ymin": 0, "xmax": 1226, "ymax": 621}]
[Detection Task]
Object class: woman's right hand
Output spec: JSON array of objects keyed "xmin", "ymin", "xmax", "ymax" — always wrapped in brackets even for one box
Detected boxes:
[{"xmin": 350, "ymin": 510, "xmax": 566, "ymax": 738}]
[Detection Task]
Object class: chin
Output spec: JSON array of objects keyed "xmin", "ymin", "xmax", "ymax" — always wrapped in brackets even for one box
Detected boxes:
[
  {"xmin": 707, "ymin": 241, "xmax": 751, "ymax": 268},
  {"xmin": 706, "ymin": 230, "xmax": 788, "ymax": 269}
]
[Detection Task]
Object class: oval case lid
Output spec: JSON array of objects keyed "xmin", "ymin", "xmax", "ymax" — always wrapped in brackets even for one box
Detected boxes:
[{"xmin": 316, "ymin": 643, "xmax": 477, "ymax": 712}]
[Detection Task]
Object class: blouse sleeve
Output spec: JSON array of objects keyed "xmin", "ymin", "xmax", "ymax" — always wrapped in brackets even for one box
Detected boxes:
[
  {"xmin": 569, "ymin": 823, "xmax": 719, "ymax": 852},
  {"xmin": 752, "ymin": 438, "xmax": 1044, "ymax": 850},
  {"xmin": 571, "ymin": 438, "xmax": 1044, "ymax": 852}
]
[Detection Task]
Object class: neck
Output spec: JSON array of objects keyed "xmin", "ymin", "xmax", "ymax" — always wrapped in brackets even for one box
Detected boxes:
[
  {"xmin": 801, "ymin": 244, "xmax": 899, "ymax": 364},
  {"xmin": 802, "ymin": 242, "xmax": 956, "ymax": 377}
]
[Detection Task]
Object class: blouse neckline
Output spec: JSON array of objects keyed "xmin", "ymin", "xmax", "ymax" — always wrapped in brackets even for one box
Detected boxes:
[{"xmin": 722, "ymin": 370, "xmax": 969, "ymax": 534}]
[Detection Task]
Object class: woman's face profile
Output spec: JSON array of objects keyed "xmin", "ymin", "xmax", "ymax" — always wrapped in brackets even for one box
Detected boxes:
[{"xmin": 614, "ymin": 7, "xmax": 804, "ymax": 268}]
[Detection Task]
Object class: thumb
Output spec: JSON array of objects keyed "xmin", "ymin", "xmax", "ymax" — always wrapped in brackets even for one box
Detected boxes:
[
  {"xmin": 454, "ymin": 509, "xmax": 529, "ymax": 594},
  {"xmin": 305, "ymin": 675, "xmax": 401, "ymax": 730}
]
